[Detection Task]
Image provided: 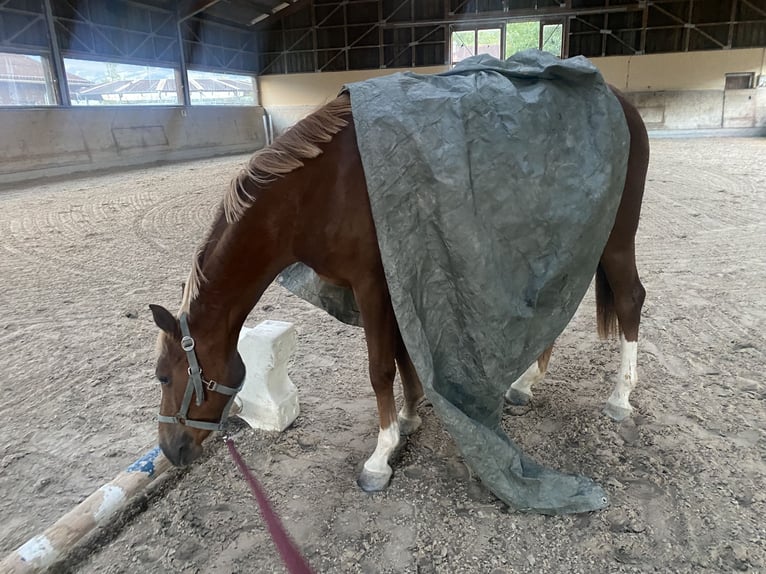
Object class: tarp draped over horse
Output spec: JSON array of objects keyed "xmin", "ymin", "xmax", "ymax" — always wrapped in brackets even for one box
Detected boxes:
[{"xmin": 279, "ymin": 50, "xmax": 631, "ymax": 514}]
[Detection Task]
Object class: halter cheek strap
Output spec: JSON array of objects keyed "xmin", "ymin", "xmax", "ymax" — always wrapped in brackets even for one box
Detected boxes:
[{"xmin": 157, "ymin": 313, "xmax": 243, "ymax": 432}]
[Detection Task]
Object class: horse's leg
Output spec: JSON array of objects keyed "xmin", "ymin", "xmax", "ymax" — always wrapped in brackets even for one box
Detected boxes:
[
  {"xmin": 353, "ymin": 280, "xmax": 401, "ymax": 492},
  {"xmin": 599, "ymin": 252, "xmax": 646, "ymax": 421},
  {"xmin": 599, "ymin": 91, "xmax": 649, "ymax": 422},
  {"xmin": 594, "ymin": 90, "xmax": 649, "ymax": 422},
  {"xmin": 505, "ymin": 345, "xmax": 554, "ymax": 405},
  {"xmin": 395, "ymin": 333, "xmax": 424, "ymax": 435}
]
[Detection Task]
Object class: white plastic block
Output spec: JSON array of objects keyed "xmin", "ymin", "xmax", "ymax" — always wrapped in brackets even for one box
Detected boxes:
[{"xmin": 235, "ymin": 320, "xmax": 299, "ymax": 432}]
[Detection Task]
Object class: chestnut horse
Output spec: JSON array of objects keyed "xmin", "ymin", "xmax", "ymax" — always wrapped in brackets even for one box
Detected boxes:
[{"xmin": 150, "ymin": 89, "xmax": 648, "ymax": 492}]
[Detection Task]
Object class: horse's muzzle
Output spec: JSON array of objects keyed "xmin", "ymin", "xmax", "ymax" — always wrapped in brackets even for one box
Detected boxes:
[{"xmin": 159, "ymin": 427, "xmax": 202, "ymax": 467}]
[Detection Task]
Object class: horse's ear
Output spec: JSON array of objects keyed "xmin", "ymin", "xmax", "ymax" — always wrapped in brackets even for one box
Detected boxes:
[{"xmin": 149, "ymin": 304, "xmax": 180, "ymax": 338}]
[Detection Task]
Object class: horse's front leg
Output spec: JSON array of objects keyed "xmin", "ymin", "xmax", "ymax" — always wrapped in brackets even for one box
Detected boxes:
[{"xmin": 353, "ymin": 280, "xmax": 401, "ymax": 492}]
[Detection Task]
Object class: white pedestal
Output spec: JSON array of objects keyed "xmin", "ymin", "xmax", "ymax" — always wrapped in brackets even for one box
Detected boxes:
[{"xmin": 235, "ymin": 320, "xmax": 299, "ymax": 432}]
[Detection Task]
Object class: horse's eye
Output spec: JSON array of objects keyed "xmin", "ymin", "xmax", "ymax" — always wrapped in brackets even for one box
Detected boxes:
[{"xmin": 158, "ymin": 375, "xmax": 170, "ymax": 386}]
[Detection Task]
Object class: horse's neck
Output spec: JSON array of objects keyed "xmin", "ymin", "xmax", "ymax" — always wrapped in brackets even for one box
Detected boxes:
[{"xmin": 190, "ymin": 180, "xmax": 298, "ymax": 341}]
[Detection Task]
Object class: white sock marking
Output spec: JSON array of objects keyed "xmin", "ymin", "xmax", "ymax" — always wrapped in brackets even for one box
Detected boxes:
[
  {"xmin": 509, "ymin": 361, "xmax": 544, "ymax": 397},
  {"xmin": 607, "ymin": 338, "xmax": 638, "ymax": 411},
  {"xmin": 398, "ymin": 404, "xmax": 417, "ymax": 421},
  {"xmin": 363, "ymin": 423, "xmax": 400, "ymax": 474}
]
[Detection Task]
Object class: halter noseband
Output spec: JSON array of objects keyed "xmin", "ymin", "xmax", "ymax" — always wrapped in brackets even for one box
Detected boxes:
[{"xmin": 157, "ymin": 313, "xmax": 243, "ymax": 432}]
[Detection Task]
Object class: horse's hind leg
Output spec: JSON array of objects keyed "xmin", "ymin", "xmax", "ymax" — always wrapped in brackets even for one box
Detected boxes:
[
  {"xmin": 354, "ymin": 279, "xmax": 401, "ymax": 492},
  {"xmin": 601, "ymin": 89, "xmax": 649, "ymax": 421},
  {"xmin": 599, "ymin": 252, "xmax": 646, "ymax": 421},
  {"xmin": 505, "ymin": 345, "xmax": 553, "ymax": 405},
  {"xmin": 396, "ymin": 333, "xmax": 424, "ymax": 435}
]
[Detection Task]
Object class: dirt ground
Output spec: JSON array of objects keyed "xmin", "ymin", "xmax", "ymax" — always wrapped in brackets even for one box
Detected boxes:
[{"xmin": 0, "ymin": 137, "xmax": 764, "ymax": 574}]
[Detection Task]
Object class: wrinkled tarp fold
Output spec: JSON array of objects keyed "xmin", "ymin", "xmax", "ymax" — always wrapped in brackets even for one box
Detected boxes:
[{"xmin": 279, "ymin": 50, "xmax": 629, "ymax": 514}]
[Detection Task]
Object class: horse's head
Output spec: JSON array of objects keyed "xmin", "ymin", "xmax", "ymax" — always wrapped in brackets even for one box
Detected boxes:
[{"xmin": 149, "ymin": 304, "xmax": 245, "ymax": 467}]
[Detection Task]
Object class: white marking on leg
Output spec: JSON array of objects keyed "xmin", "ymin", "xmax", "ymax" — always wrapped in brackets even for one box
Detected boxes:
[
  {"xmin": 607, "ymin": 338, "xmax": 638, "ymax": 412},
  {"xmin": 363, "ymin": 422, "xmax": 400, "ymax": 475},
  {"xmin": 507, "ymin": 361, "xmax": 544, "ymax": 399},
  {"xmin": 397, "ymin": 404, "xmax": 422, "ymax": 435},
  {"xmin": 398, "ymin": 402, "xmax": 418, "ymax": 421}
]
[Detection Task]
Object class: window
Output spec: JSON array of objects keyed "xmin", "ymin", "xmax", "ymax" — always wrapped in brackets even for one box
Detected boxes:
[
  {"xmin": 0, "ymin": 52, "xmax": 56, "ymax": 106},
  {"xmin": 541, "ymin": 24, "xmax": 563, "ymax": 57},
  {"xmin": 451, "ymin": 30, "xmax": 477, "ymax": 66},
  {"xmin": 64, "ymin": 60, "xmax": 257, "ymax": 106},
  {"xmin": 451, "ymin": 28, "xmax": 502, "ymax": 66},
  {"xmin": 724, "ymin": 73, "xmax": 754, "ymax": 90},
  {"xmin": 451, "ymin": 20, "xmax": 563, "ymax": 66},
  {"xmin": 187, "ymin": 70, "xmax": 257, "ymax": 106},
  {"xmin": 65, "ymin": 59, "xmax": 180, "ymax": 105},
  {"xmin": 506, "ymin": 21, "xmax": 540, "ymax": 55},
  {"xmin": 477, "ymin": 29, "xmax": 502, "ymax": 59}
]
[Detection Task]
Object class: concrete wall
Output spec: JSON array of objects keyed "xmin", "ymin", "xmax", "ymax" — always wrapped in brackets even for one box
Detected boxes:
[
  {"xmin": 619, "ymin": 89, "xmax": 765, "ymax": 131},
  {"xmin": 593, "ymin": 48, "xmax": 766, "ymax": 134},
  {"xmin": 0, "ymin": 105, "xmax": 266, "ymax": 186},
  {"xmin": 258, "ymin": 48, "xmax": 766, "ymax": 137}
]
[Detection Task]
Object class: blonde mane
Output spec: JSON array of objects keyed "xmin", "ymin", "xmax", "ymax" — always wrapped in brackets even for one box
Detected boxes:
[
  {"xmin": 223, "ymin": 94, "xmax": 352, "ymax": 223},
  {"xmin": 181, "ymin": 94, "xmax": 353, "ymax": 311}
]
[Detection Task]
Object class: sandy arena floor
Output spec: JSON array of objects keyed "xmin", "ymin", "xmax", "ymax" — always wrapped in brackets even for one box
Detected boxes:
[{"xmin": 0, "ymin": 138, "xmax": 764, "ymax": 573}]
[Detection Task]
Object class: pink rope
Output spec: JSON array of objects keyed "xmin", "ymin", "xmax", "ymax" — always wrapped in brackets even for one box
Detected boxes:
[{"xmin": 224, "ymin": 437, "xmax": 314, "ymax": 574}]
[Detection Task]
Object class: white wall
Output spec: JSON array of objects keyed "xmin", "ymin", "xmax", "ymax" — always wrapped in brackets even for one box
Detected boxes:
[
  {"xmin": 258, "ymin": 66, "xmax": 448, "ymax": 135},
  {"xmin": 593, "ymin": 48, "xmax": 765, "ymax": 91},
  {"xmin": 591, "ymin": 48, "xmax": 765, "ymax": 133},
  {"xmin": 0, "ymin": 105, "xmax": 266, "ymax": 185},
  {"xmin": 258, "ymin": 48, "xmax": 766, "ymax": 136}
]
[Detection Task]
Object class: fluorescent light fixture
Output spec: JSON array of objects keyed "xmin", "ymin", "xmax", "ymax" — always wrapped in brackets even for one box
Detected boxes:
[
  {"xmin": 250, "ymin": 14, "xmax": 268, "ymax": 24},
  {"xmin": 273, "ymin": 3, "xmax": 289, "ymax": 12}
]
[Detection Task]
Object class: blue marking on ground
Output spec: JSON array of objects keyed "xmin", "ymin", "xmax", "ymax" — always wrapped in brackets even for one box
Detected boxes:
[{"xmin": 125, "ymin": 446, "xmax": 162, "ymax": 477}]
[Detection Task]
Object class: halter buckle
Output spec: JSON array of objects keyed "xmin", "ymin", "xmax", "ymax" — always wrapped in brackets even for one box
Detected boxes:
[
  {"xmin": 205, "ymin": 378, "xmax": 218, "ymax": 392},
  {"xmin": 181, "ymin": 335, "xmax": 195, "ymax": 352}
]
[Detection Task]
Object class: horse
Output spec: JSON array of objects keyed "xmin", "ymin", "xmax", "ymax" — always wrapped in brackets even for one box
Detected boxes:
[{"xmin": 149, "ymin": 88, "xmax": 648, "ymax": 494}]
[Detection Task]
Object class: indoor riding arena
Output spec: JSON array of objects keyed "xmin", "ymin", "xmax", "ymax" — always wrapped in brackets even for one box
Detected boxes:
[{"xmin": 1, "ymin": 1, "xmax": 764, "ymax": 573}]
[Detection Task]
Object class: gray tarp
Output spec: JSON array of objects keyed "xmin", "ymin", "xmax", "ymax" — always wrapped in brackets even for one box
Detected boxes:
[{"xmin": 279, "ymin": 50, "xmax": 629, "ymax": 514}]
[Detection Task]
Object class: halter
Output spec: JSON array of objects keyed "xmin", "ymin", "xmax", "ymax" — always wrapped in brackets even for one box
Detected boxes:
[{"xmin": 157, "ymin": 313, "xmax": 243, "ymax": 432}]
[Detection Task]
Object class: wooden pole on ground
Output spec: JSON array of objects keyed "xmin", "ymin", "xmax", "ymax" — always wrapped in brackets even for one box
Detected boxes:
[{"xmin": 0, "ymin": 447, "xmax": 170, "ymax": 574}]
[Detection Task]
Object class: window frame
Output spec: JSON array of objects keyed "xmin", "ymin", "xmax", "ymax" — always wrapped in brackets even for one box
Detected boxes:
[
  {"xmin": 450, "ymin": 19, "xmax": 565, "ymax": 67},
  {"xmin": 63, "ymin": 57, "xmax": 183, "ymax": 107},
  {"xmin": 186, "ymin": 68, "xmax": 259, "ymax": 106},
  {"xmin": 0, "ymin": 50, "xmax": 58, "ymax": 108}
]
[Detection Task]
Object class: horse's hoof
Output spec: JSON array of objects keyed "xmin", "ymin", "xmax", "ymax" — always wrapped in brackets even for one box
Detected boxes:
[
  {"xmin": 357, "ymin": 465, "xmax": 392, "ymax": 492},
  {"xmin": 505, "ymin": 387, "xmax": 531, "ymax": 406},
  {"xmin": 604, "ymin": 402, "xmax": 633, "ymax": 421},
  {"xmin": 398, "ymin": 413, "xmax": 422, "ymax": 436}
]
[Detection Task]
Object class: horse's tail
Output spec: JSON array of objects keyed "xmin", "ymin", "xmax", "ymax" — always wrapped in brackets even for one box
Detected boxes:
[{"xmin": 596, "ymin": 263, "xmax": 619, "ymax": 339}]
